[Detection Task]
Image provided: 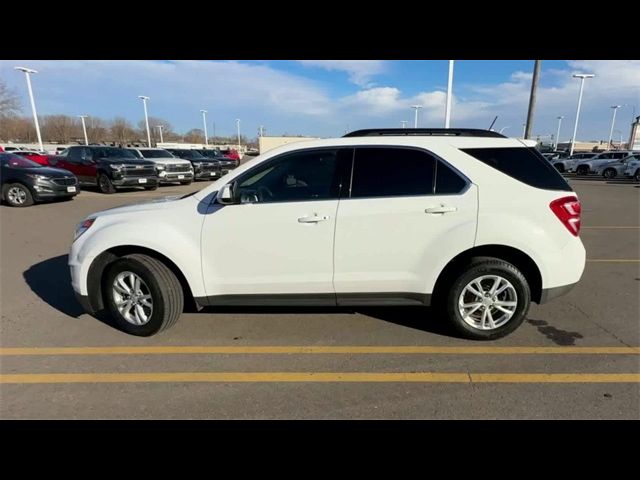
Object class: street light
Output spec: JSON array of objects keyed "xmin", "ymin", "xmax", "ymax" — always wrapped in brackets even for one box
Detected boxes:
[
  {"xmin": 78, "ymin": 115, "xmax": 89, "ymax": 145},
  {"xmin": 201, "ymin": 110, "xmax": 209, "ymax": 145},
  {"xmin": 236, "ymin": 119, "xmax": 241, "ymax": 152},
  {"xmin": 138, "ymin": 96, "xmax": 151, "ymax": 147},
  {"xmin": 555, "ymin": 116, "xmax": 564, "ymax": 150},
  {"xmin": 14, "ymin": 66, "xmax": 43, "ymax": 152},
  {"xmin": 569, "ymin": 73, "xmax": 595, "ymax": 156},
  {"xmin": 156, "ymin": 125, "xmax": 164, "ymax": 144},
  {"xmin": 401, "ymin": 120, "xmax": 408, "ymax": 129},
  {"xmin": 411, "ymin": 105, "xmax": 423, "ymax": 128},
  {"xmin": 445, "ymin": 60, "xmax": 454, "ymax": 128},
  {"xmin": 608, "ymin": 105, "xmax": 622, "ymax": 149}
]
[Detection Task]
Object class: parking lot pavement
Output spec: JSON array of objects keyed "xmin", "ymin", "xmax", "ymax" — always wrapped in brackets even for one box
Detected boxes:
[{"xmin": 1, "ymin": 178, "xmax": 639, "ymax": 419}]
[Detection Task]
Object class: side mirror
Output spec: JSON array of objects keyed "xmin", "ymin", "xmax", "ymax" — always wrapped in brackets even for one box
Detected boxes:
[{"xmin": 217, "ymin": 183, "xmax": 236, "ymax": 205}]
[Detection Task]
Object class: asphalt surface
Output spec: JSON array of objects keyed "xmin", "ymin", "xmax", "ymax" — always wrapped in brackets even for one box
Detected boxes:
[{"xmin": 1, "ymin": 173, "xmax": 639, "ymax": 419}]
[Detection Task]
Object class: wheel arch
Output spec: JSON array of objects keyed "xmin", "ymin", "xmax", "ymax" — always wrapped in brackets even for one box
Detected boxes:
[
  {"xmin": 432, "ymin": 244, "xmax": 543, "ymax": 304},
  {"xmin": 85, "ymin": 245, "xmax": 200, "ymax": 314}
]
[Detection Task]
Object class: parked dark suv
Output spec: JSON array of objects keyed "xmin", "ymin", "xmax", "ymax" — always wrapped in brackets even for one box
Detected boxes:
[
  {"xmin": 165, "ymin": 149, "xmax": 221, "ymax": 180},
  {"xmin": 197, "ymin": 149, "xmax": 239, "ymax": 173},
  {"xmin": 52, "ymin": 146, "xmax": 159, "ymax": 194}
]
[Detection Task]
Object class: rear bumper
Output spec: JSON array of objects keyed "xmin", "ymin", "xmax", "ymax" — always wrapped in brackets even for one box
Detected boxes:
[{"xmin": 539, "ymin": 282, "xmax": 577, "ymax": 304}]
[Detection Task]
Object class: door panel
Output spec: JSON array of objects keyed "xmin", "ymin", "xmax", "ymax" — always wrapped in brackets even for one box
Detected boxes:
[{"xmin": 333, "ymin": 187, "xmax": 478, "ymax": 296}]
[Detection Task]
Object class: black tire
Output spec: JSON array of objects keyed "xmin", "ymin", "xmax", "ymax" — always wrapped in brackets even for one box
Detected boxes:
[
  {"xmin": 180, "ymin": 181, "xmax": 193, "ymax": 186},
  {"xmin": 2, "ymin": 183, "xmax": 34, "ymax": 207},
  {"xmin": 445, "ymin": 257, "xmax": 531, "ymax": 340},
  {"xmin": 634, "ymin": 169, "xmax": 640, "ymax": 182},
  {"xmin": 553, "ymin": 163, "xmax": 565, "ymax": 173},
  {"xmin": 576, "ymin": 165, "xmax": 589, "ymax": 176},
  {"xmin": 144, "ymin": 185, "xmax": 158, "ymax": 191},
  {"xmin": 98, "ymin": 173, "xmax": 116, "ymax": 194},
  {"xmin": 103, "ymin": 254, "xmax": 184, "ymax": 336},
  {"xmin": 602, "ymin": 168, "xmax": 617, "ymax": 179}
]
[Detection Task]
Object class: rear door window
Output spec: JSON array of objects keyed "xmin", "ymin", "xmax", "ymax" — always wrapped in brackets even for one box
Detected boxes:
[{"xmin": 461, "ymin": 147, "xmax": 572, "ymax": 191}]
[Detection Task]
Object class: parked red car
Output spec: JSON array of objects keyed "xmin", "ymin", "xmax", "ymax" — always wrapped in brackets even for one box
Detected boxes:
[
  {"xmin": 222, "ymin": 148, "xmax": 241, "ymax": 161},
  {"xmin": 10, "ymin": 151, "xmax": 52, "ymax": 166}
]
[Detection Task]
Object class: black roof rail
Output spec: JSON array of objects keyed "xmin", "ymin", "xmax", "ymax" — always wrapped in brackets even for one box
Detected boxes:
[{"xmin": 342, "ymin": 128, "xmax": 506, "ymax": 138}]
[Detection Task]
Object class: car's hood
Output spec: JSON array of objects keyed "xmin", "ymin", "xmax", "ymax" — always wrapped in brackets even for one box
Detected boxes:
[
  {"xmin": 90, "ymin": 194, "xmax": 194, "ymax": 218},
  {"xmin": 146, "ymin": 158, "xmax": 192, "ymax": 165},
  {"xmin": 21, "ymin": 166, "xmax": 74, "ymax": 177},
  {"xmin": 99, "ymin": 158, "xmax": 156, "ymax": 166}
]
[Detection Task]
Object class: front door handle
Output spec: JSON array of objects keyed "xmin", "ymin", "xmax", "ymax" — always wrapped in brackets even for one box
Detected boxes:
[
  {"xmin": 425, "ymin": 205, "xmax": 457, "ymax": 214},
  {"xmin": 298, "ymin": 215, "xmax": 330, "ymax": 223}
]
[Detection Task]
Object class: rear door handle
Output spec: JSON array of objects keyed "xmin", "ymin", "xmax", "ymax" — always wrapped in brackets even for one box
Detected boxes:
[
  {"xmin": 425, "ymin": 205, "xmax": 457, "ymax": 214},
  {"xmin": 298, "ymin": 215, "xmax": 330, "ymax": 223}
]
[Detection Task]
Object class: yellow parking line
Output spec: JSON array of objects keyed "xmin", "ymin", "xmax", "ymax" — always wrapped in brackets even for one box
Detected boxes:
[
  {"xmin": 1, "ymin": 372, "xmax": 638, "ymax": 384},
  {"xmin": 587, "ymin": 259, "xmax": 640, "ymax": 263},
  {"xmin": 1, "ymin": 346, "xmax": 638, "ymax": 356}
]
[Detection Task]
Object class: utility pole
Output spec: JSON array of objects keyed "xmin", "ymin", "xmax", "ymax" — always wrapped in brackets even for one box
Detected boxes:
[{"xmin": 524, "ymin": 60, "xmax": 541, "ymax": 140}]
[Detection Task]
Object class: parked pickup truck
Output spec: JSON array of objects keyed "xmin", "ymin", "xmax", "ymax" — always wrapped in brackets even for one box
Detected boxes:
[
  {"xmin": 127, "ymin": 148, "xmax": 194, "ymax": 185},
  {"xmin": 51, "ymin": 146, "xmax": 159, "ymax": 194},
  {"xmin": 165, "ymin": 149, "xmax": 221, "ymax": 180}
]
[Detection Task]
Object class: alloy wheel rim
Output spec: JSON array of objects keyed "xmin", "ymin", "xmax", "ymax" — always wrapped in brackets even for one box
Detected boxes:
[
  {"xmin": 112, "ymin": 271, "xmax": 153, "ymax": 326},
  {"xmin": 458, "ymin": 275, "xmax": 518, "ymax": 330},
  {"xmin": 7, "ymin": 187, "xmax": 27, "ymax": 204}
]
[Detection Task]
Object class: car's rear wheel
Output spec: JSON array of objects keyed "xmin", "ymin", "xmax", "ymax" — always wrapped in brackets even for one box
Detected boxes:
[
  {"xmin": 445, "ymin": 258, "xmax": 531, "ymax": 340},
  {"xmin": 3, "ymin": 183, "xmax": 34, "ymax": 207},
  {"xmin": 576, "ymin": 165, "xmax": 590, "ymax": 176},
  {"xmin": 103, "ymin": 254, "xmax": 184, "ymax": 336},
  {"xmin": 634, "ymin": 169, "xmax": 640, "ymax": 182},
  {"xmin": 98, "ymin": 173, "xmax": 116, "ymax": 194},
  {"xmin": 603, "ymin": 168, "xmax": 617, "ymax": 179}
]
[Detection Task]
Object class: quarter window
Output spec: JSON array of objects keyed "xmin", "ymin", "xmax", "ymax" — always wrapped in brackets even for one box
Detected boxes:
[
  {"xmin": 351, "ymin": 147, "xmax": 435, "ymax": 198},
  {"xmin": 435, "ymin": 161, "xmax": 467, "ymax": 194}
]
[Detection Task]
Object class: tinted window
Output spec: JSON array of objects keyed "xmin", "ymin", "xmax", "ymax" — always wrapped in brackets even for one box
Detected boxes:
[
  {"xmin": 351, "ymin": 147, "xmax": 435, "ymax": 198},
  {"xmin": 236, "ymin": 149, "xmax": 342, "ymax": 204},
  {"xmin": 1, "ymin": 154, "xmax": 42, "ymax": 168},
  {"xmin": 91, "ymin": 147, "xmax": 137, "ymax": 159},
  {"xmin": 68, "ymin": 147, "xmax": 83, "ymax": 162},
  {"xmin": 435, "ymin": 160, "xmax": 467, "ymax": 194},
  {"xmin": 461, "ymin": 147, "xmax": 571, "ymax": 191}
]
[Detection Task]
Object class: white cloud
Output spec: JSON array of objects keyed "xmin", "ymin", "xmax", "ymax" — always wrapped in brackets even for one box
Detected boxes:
[{"xmin": 297, "ymin": 60, "xmax": 386, "ymax": 87}]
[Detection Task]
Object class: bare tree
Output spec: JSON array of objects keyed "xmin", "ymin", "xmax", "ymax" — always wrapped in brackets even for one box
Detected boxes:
[
  {"xmin": 0, "ymin": 78, "xmax": 21, "ymax": 118},
  {"xmin": 110, "ymin": 117, "xmax": 137, "ymax": 145},
  {"xmin": 41, "ymin": 115, "xmax": 79, "ymax": 143},
  {"xmin": 184, "ymin": 128, "xmax": 205, "ymax": 143}
]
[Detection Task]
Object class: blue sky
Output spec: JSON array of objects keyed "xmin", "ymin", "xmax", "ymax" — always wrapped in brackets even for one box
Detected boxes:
[{"xmin": 1, "ymin": 60, "xmax": 638, "ymax": 142}]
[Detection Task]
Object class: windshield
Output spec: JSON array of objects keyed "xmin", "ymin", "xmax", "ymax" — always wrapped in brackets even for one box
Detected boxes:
[
  {"xmin": 199, "ymin": 149, "xmax": 222, "ymax": 158},
  {"xmin": 140, "ymin": 149, "xmax": 174, "ymax": 159},
  {"xmin": 93, "ymin": 147, "xmax": 137, "ymax": 159},
  {"xmin": 127, "ymin": 149, "xmax": 143, "ymax": 158},
  {"xmin": 1, "ymin": 153, "xmax": 43, "ymax": 168},
  {"xmin": 172, "ymin": 150, "xmax": 207, "ymax": 160}
]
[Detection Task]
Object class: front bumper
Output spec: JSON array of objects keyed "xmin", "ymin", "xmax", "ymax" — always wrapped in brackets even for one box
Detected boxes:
[
  {"xmin": 32, "ymin": 183, "xmax": 80, "ymax": 201},
  {"xmin": 74, "ymin": 290, "xmax": 96, "ymax": 315},
  {"xmin": 111, "ymin": 176, "xmax": 159, "ymax": 187},
  {"xmin": 160, "ymin": 171, "xmax": 194, "ymax": 183},
  {"xmin": 195, "ymin": 170, "xmax": 221, "ymax": 180}
]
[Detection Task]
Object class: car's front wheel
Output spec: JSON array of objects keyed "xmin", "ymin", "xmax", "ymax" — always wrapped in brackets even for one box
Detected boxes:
[
  {"xmin": 98, "ymin": 173, "xmax": 116, "ymax": 194},
  {"xmin": 602, "ymin": 168, "xmax": 617, "ymax": 179},
  {"xmin": 576, "ymin": 165, "xmax": 590, "ymax": 176},
  {"xmin": 144, "ymin": 185, "xmax": 158, "ymax": 191},
  {"xmin": 635, "ymin": 169, "xmax": 640, "ymax": 182},
  {"xmin": 445, "ymin": 258, "xmax": 531, "ymax": 340},
  {"xmin": 103, "ymin": 254, "xmax": 184, "ymax": 336},
  {"xmin": 3, "ymin": 183, "xmax": 34, "ymax": 207}
]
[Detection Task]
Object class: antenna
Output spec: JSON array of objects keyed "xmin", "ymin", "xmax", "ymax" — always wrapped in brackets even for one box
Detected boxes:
[{"xmin": 488, "ymin": 116, "xmax": 498, "ymax": 131}]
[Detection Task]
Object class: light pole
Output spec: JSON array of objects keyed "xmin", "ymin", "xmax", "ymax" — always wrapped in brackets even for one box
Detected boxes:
[
  {"xmin": 524, "ymin": 60, "xmax": 542, "ymax": 139},
  {"xmin": 78, "ymin": 115, "xmax": 89, "ymax": 145},
  {"xmin": 156, "ymin": 125, "xmax": 164, "ymax": 144},
  {"xmin": 401, "ymin": 120, "xmax": 408, "ymax": 129},
  {"xmin": 138, "ymin": 96, "xmax": 151, "ymax": 147},
  {"xmin": 15, "ymin": 66, "xmax": 43, "ymax": 152},
  {"xmin": 411, "ymin": 105, "xmax": 423, "ymax": 128},
  {"xmin": 522, "ymin": 123, "xmax": 526, "ymax": 138},
  {"xmin": 236, "ymin": 119, "xmax": 241, "ymax": 152},
  {"xmin": 259, "ymin": 125, "xmax": 265, "ymax": 137},
  {"xmin": 445, "ymin": 60, "xmax": 454, "ymax": 128},
  {"xmin": 569, "ymin": 73, "xmax": 595, "ymax": 156},
  {"xmin": 201, "ymin": 110, "xmax": 209, "ymax": 145},
  {"xmin": 608, "ymin": 105, "xmax": 622, "ymax": 149},
  {"xmin": 554, "ymin": 116, "xmax": 564, "ymax": 150}
]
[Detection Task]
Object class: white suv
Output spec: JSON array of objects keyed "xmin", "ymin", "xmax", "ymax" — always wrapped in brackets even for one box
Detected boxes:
[{"xmin": 69, "ymin": 129, "xmax": 586, "ymax": 340}]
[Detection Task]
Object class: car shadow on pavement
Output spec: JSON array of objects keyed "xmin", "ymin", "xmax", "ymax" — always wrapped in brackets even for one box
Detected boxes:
[
  {"xmin": 202, "ymin": 305, "xmax": 453, "ymax": 337},
  {"xmin": 23, "ymin": 254, "xmax": 85, "ymax": 318}
]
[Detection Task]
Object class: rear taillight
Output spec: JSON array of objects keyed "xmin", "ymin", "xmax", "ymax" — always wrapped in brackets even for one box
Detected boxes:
[{"xmin": 550, "ymin": 196, "xmax": 581, "ymax": 236}]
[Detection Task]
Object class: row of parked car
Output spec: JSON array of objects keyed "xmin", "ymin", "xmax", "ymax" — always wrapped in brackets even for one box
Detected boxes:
[
  {"xmin": 542, "ymin": 150, "xmax": 640, "ymax": 180},
  {"xmin": 0, "ymin": 146, "xmax": 240, "ymax": 207}
]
